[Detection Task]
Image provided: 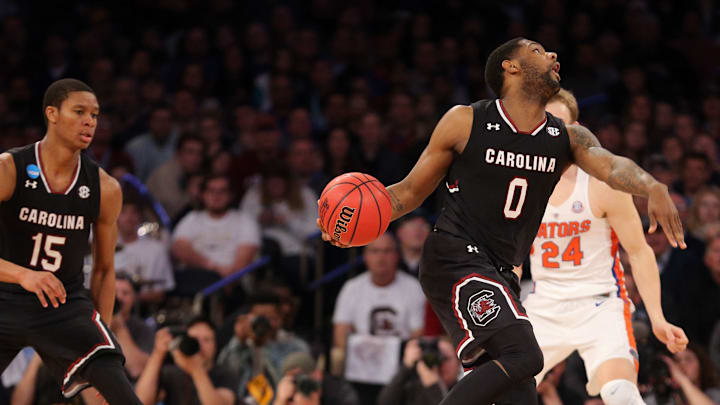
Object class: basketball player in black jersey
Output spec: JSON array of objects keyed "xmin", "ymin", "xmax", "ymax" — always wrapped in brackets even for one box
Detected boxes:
[
  {"xmin": 0, "ymin": 79, "xmax": 141, "ymax": 404},
  {"xmin": 319, "ymin": 38, "xmax": 686, "ymax": 404}
]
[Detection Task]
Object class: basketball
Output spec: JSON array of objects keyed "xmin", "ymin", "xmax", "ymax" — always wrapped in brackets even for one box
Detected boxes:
[{"xmin": 318, "ymin": 172, "xmax": 392, "ymax": 247}]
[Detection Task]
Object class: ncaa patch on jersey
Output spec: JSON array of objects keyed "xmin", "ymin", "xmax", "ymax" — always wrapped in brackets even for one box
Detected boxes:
[
  {"xmin": 26, "ymin": 164, "xmax": 40, "ymax": 179},
  {"xmin": 572, "ymin": 200, "xmax": 583, "ymax": 213},
  {"xmin": 547, "ymin": 127, "xmax": 560, "ymax": 136}
]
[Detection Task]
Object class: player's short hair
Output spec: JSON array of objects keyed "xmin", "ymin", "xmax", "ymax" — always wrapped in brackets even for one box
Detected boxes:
[
  {"xmin": 42, "ymin": 78, "xmax": 95, "ymax": 126},
  {"xmin": 485, "ymin": 37, "xmax": 524, "ymax": 97},
  {"xmin": 548, "ymin": 88, "xmax": 579, "ymax": 123}
]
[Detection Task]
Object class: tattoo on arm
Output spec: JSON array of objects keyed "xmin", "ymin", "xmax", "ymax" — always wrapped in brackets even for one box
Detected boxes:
[
  {"xmin": 387, "ymin": 188, "xmax": 405, "ymax": 213},
  {"xmin": 569, "ymin": 125, "xmax": 657, "ymax": 197}
]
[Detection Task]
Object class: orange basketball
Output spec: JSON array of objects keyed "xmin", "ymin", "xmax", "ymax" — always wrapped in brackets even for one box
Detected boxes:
[{"xmin": 318, "ymin": 172, "xmax": 392, "ymax": 246}]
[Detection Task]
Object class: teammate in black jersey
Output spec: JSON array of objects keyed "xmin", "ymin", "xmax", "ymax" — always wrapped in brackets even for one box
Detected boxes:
[
  {"xmin": 319, "ymin": 37, "xmax": 686, "ymax": 405},
  {"xmin": 0, "ymin": 79, "xmax": 141, "ymax": 404}
]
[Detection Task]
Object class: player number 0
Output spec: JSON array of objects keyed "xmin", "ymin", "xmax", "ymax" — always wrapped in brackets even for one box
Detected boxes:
[
  {"xmin": 30, "ymin": 233, "xmax": 66, "ymax": 272},
  {"xmin": 504, "ymin": 178, "xmax": 528, "ymax": 219}
]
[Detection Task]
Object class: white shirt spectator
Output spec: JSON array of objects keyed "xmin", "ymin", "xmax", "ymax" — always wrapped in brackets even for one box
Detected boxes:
[
  {"xmin": 115, "ymin": 237, "xmax": 175, "ymax": 292},
  {"xmin": 172, "ymin": 210, "xmax": 261, "ymax": 268},
  {"xmin": 333, "ymin": 271, "xmax": 425, "ymax": 338},
  {"xmin": 239, "ymin": 184, "xmax": 317, "ymax": 256}
]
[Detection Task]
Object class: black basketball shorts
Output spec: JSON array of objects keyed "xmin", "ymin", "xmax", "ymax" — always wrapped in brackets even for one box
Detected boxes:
[
  {"xmin": 419, "ymin": 230, "xmax": 530, "ymax": 361},
  {"xmin": 0, "ymin": 290, "xmax": 123, "ymax": 398}
]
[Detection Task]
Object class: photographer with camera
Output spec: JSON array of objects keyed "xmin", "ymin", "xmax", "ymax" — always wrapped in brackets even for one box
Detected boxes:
[
  {"xmin": 217, "ymin": 294, "xmax": 309, "ymax": 404},
  {"xmin": 377, "ymin": 337, "xmax": 460, "ymax": 405},
  {"xmin": 644, "ymin": 343, "xmax": 720, "ymax": 405},
  {"xmin": 272, "ymin": 352, "xmax": 360, "ymax": 405},
  {"xmin": 135, "ymin": 317, "xmax": 237, "ymax": 405},
  {"xmin": 111, "ymin": 274, "xmax": 154, "ymax": 380}
]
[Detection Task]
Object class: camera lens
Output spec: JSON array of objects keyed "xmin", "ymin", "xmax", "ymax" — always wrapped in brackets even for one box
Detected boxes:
[
  {"xmin": 294, "ymin": 375, "xmax": 321, "ymax": 396},
  {"xmin": 251, "ymin": 315, "xmax": 273, "ymax": 339}
]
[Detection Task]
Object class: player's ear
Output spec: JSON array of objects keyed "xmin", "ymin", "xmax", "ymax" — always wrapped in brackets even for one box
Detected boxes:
[
  {"xmin": 45, "ymin": 106, "xmax": 58, "ymax": 124},
  {"xmin": 502, "ymin": 60, "xmax": 520, "ymax": 75}
]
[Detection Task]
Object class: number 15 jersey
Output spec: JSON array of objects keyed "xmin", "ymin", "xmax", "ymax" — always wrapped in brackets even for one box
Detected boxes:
[
  {"xmin": 434, "ymin": 99, "xmax": 571, "ymax": 268},
  {"xmin": 0, "ymin": 142, "xmax": 100, "ymax": 295},
  {"xmin": 529, "ymin": 168, "xmax": 624, "ymax": 300}
]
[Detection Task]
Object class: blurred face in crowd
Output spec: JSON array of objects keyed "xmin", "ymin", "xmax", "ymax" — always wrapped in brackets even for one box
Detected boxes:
[
  {"xmin": 199, "ymin": 117, "xmax": 222, "ymax": 144},
  {"xmin": 545, "ymin": 100, "xmax": 573, "ymax": 125},
  {"xmin": 174, "ymin": 90, "xmax": 197, "ymax": 121},
  {"xmin": 674, "ymin": 349, "xmax": 701, "ymax": 386},
  {"xmin": 675, "ymin": 114, "xmax": 696, "ymax": 142},
  {"xmin": 439, "ymin": 339, "xmax": 461, "ymax": 387},
  {"xmin": 325, "ymin": 93, "xmax": 347, "ymax": 127},
  {"xmin": 695, "ymin": 191, "xmax": 720, "ymax": 224},
  {"xmin": 624, "ymin": 122, "xmax": 647, "ymax": 152},
  {"xmin": 115, "ymin": 278, "xmax": 135, "ymax": 319},
  {"xmin": 363, "ymin": 233, "xmax": 399, "ymax": 287},
  {"xmin": 327, "ymin": 128, "xmax": 350, "ymax": 161},
  {"xmin": 629, "ymin": 95, "xmax": 651, "ymax": 123},
  {"xmin": 655, "ymin": 102, "xmax": 675, "ymax": 131},
  {"xmin": 47, "ymin": 91, "xmax": 99, "ymax": 150},
  {"xmin": 149, "ymin": 108, "xmax": 172, "ymax": 140},
  {"xmin": 359, "ymin": 113, "xmax": 382, "ymax": 148},
  {"xmin": 287, "ymin": 139, "xmax": 316, "ymax": 176},
  {"xmin": 117, "ymin": 203, "xmax": 141, "ymax": 239},
  {"xmin": 646, "ymin": 228, "xmax": 669, "ymax": 257},
  {"xmin": 187, "ymin": 322, "xmax": 216, "ymax": 369},
  {"xmin": 683, "ymin": 157, "xmax": 710, "ymax": 193},
  {"xmin": 397, "ymin": 217, "xmax": 431, "ymax": 251},
  {"xmin": 287, "ymin": 108, "xmax": 312, "ymax": 139},
  {"xmin": 202, "ymin": 177, "xmax": 232, "ymax": 215},
  {"xmin": 265, "ymin": 174, "xmax": 288, "ymax": 200},
  {"xmin": 692, "ymin": 134, "xmax": 718, "ymax": 167},
  {"xmin": 178, "ymin": 139, "xmax": 204, "ymax": 174},
  {"xmin": 271, "ymin": 75, "xmax": 293, "ymax": 109},
  {"xmin": 251, "ymin": 303, "xmax": 282, "ymax": 335},
  {"xmin": 670, "ymin": 193, "xmax": 688, "ymax": 224},
  {"xmin": 389, "ymin": 93, "xmax": 415, "ymax": 128},
  {"xmin": 704, "ymin": 238, "xmax": 720, "ymax": 285},
  {"xmin": 662, "ymin": 137, "xmax": 684, "ymax": 166},
  {"xmin": 596, "ymin": 123, "xmax": 622, "ymax": 154}
]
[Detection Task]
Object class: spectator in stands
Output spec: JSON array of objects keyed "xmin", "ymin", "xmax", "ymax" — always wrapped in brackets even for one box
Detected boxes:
[
  {"xmin": 377, "ymin": 337, "xmax": 460, "ymax": 405},
  {"xmin": 673, "ymin": 153, "xmax": 715, "ymax": 198},
  {"xmin": 240, "ymin": 165, "xmax": 317, "ymax": 263},
  {"xmin": 146, "ymin": 132, "xmax": 206, "ymax": 221},
  {"xmin": 115, "ymin": 201, "xmax": 175, "ymax": 304},
  {"xmin": 125, "ymin": 104, "xmax": 179, "ymax": 181},
  {"xmin": 217, "ymin": 294, "xmax": 309, "ymax": 403},
  {"xmin": 286, "ymin": 138, "xmax": 327, "ymax": 196},
  {"xmin": 323, "ymin": 127, "xmax": 360, "ymax": 179},
  {"xmin": 135, "ymin": 317, "xmax": 237, "ymax": 405},
  {"xmin": 286, "ymin": 107, "xmax": 314, "ymax": 140},
  {"xmin": 332, "ymin": 233, "xmax": 426, "ymax": 404},
  {"xmin": 198, "ymin": 112, "xmax": 226, "ymax": 159},
  {"xmin": 172, "ymin": 174, "xmax": 261, "ymax": 285},
  {"xmin": 394, "ymin": 210, "xmax": 431, "ymax": 276},
  {"xmin": 646, "ymin": 344, "xmax": 720, "ymax": 405},
  {"xmin": 685, "ymin": 187, "xmax": 720, "ymax": 257},
  {"xmin": 354, "ymin": 112, "xmax": 403, "ymax": 186},
  {"xmin": 111, "ymin": 274, "xmax": 154, "ymax": 379},
  {"xmin": 699, "ymin": 237, "xmax": 720, "ymax": 345},
  {"xmin": 11, "ymin": 354, "xmax": 104, "ymax": 405},
  {"xmin": 273, "ymin": 351, "xmax": 360, "ymax": 405}
]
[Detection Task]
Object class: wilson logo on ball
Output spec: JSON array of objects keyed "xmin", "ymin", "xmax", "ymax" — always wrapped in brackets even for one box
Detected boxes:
[{"xmin": 333, "ymin": 206, "xmax": 356, "ymax": 241}]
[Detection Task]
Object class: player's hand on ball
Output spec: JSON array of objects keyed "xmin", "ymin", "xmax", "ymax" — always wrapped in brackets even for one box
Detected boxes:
[
  {"xmin": 647, "ymin": 183, "xmax": 686, "ymax": 249},
  {"xmin": 652, "ymin": 320, "xmax": 689, "ymax": 354},
  {"xmin": 316, "ymin": 217, "xmax": 350, "ymax": 248},
  {"xmin": 19, "ymin": 270, "xmax": 66, "ymax": 308}
]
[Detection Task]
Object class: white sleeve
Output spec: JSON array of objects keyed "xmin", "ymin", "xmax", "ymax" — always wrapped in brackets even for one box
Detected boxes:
[
  {"xmin": 332, "ymin": 281, "xmax": 356, "ymax": 325},
  {"xmin": 171, "ymin": 212, "xmax": 196, "ymax": 241},
  {"xmin": 406, "ymin": 278, "xmax": 427, "ymax": 332},
  {"xmin": 150, "ymin": 244, "xmax": 175, "ymax": 291},
  {"xmin": 238, "ymin": 186, "xmax": 262, "ymax": 219},
  {"xmin": 233, "ymin": 212, "xmax": 261, "ymax": 247}
]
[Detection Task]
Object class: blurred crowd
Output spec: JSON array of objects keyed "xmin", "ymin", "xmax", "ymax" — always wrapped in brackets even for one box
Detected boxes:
[{"xmin": 0, "ymin": 0, "xmax": 719, "ymax": 404}]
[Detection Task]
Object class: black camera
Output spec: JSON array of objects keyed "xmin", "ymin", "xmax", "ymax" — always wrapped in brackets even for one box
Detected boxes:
[
  {"xmin": 251, "ymin": 315, "xmax": 273, "ymax": 340},
  {"xmin": 167, "ymin": 325, "xmax": 200, "ymax": 356},
  {"xmin": 294, "ymin": 374, "xmax": 321, "ymax": 397},
  {"xmin": 418, "ymin": 337, "xmax": 443, "ymax": 368}
]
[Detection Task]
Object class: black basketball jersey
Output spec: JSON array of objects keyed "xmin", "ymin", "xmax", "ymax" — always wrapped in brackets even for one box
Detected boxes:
[
  {"xmin": 0, "ymin": 142, "xmax": 100, "ymax": 295},
  {"xmin": 435, "ymin": 99, "xmax": 571, "ymax": 267}
]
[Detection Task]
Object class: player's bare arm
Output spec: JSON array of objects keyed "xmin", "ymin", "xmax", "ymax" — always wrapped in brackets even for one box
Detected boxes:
[
  {"xmin": 0, "ymin": 153, "xmax": 67, "ymax": 308},
  {"xmin": 91, "ymin": 169, "xmax": 122, "ymax": 323},
  {"xmin": 567, "ymin": 124, "xmax": 686, "ymax": 249},
  {"xmin": 594, "ymin": 179, "xmax": 688, "ymax": 353},
  {"xmin": 317, "ymin": 105, "xmax": 472, "ymax": 246}
]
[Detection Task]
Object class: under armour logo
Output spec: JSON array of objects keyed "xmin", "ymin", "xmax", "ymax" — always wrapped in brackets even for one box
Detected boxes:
[
  {"xmin": 25, "ymin": 180, "xmax": 37, "ymax": 189},
  {"xmin": 487, "ymin": 123, "xmax": 500, "ymax": 131},
  {"xmin": 467, "ymin": 245, "xmax": 479, "ymax": 254},
  {"xmin": 547, "ymin": 127, "xmax": 560, "ymax": 136},
  {"xmin": 78, "ymin": 185, "xmax": 90, "ymax": 199}
]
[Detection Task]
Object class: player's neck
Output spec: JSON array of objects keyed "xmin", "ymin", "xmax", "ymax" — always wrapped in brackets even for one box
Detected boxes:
[
  {"xmin": 499, "ymin": 93, "xmax": 547, "ymax": 133},
  {"xmin": 39, "ymin": 136, "xmax": 80, "ymax": 174}
]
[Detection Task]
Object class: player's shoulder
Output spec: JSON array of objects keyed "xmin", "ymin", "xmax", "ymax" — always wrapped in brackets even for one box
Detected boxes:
[{"xmin": 98, "ymin": 168, "xmax": 122, "ymax": 199}]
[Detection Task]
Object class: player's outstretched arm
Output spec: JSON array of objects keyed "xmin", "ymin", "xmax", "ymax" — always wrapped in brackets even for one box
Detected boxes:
[
  {"xmin": 91, "ymin": 169, "xmax": 122, "ymax": 323},
  {"xmin": 567, "ymin": 124, "xmax": 686, "ymax": 249},
  {"xmin": 598, "ymin": 181, "xmax": 688, "ymax": 353},
  {"xmin": 386, "ymin": 105, "xmax": 473, "ymax": 221}
]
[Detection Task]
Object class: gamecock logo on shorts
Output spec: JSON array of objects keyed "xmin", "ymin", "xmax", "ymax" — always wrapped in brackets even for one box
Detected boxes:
[{"xmin": 467, "ymin": 290, "xmax": 501, "ymax": 327}]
